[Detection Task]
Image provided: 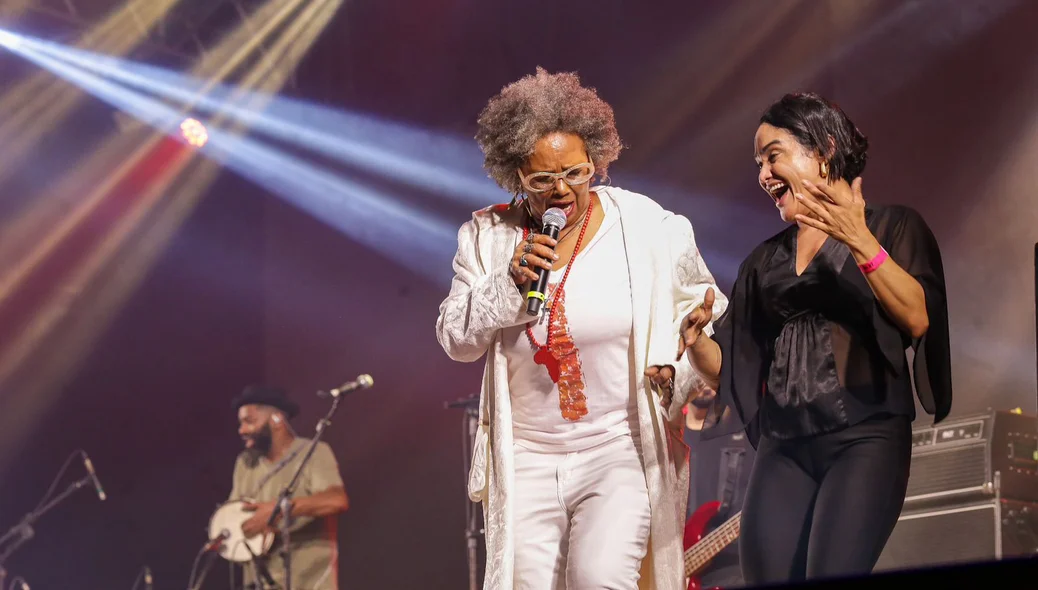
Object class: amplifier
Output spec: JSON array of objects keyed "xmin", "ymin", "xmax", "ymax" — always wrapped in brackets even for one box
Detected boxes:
[
  {"xmin": 875, "ymin": 498, "xmax": 1038, "ymax": 572},
  {"xmin": 905, "ymin": 409, "xmax": 1038, "ymax": 505}
]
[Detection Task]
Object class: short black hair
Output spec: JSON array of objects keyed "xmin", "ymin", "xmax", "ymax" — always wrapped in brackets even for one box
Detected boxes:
[{"xmin": 760, "ymin": 92, "xmax": 869, "ymax": 183}]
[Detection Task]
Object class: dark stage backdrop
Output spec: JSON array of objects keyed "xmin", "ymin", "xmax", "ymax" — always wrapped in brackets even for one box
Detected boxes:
[
  {"xmin": 0, "ymin": 165, "xmax": 267, "ymax": 588},
  {"xmin": 0, "ymin": 1, "xmax": 1036, "ymax": 589}
]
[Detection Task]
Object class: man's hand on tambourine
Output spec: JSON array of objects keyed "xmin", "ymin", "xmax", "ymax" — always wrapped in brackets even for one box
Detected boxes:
[{"xmin": 241, "ymin": 500, "xmax": 278, "ymax": 538}]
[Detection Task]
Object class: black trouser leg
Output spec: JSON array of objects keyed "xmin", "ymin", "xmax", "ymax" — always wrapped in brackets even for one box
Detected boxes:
[
  {"xmin": 805, "ymin": 415, "xmax": 912, "ymax": 578},
  {"xmin": 739, "ymin": 415, "xmax": 912, "ymax": 584},
  {"xmin": 738, "ymin": 434, "xmax": 816, "ymax": 585}
]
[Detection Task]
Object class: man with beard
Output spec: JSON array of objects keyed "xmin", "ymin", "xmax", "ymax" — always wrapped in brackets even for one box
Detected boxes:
[{"xmin": 228, "ymin": 385, "xmax": 349, "ymax": 590}]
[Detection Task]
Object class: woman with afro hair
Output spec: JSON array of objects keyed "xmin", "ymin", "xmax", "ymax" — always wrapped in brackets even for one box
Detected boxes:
[{"xmin": 436, "ymin": 67, "xmax": 727, "ymax": 589}]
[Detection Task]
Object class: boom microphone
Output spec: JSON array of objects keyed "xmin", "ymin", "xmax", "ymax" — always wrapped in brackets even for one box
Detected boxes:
[
  {"xmin": 526, "ymin": 207, "xmax": 567, "ymax": 316},
  {"xmin": 319, "ymin": 374, "xmax": 374, "ymax": 398},
  {"xmin": 81, "ymin": 452, "xmax": 106, "ymax": 501}
]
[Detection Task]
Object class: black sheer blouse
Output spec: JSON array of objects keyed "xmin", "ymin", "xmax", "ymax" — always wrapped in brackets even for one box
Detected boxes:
[{"xmin": 703, "ymin": 205, "xmax": 952, "ymax": 448}]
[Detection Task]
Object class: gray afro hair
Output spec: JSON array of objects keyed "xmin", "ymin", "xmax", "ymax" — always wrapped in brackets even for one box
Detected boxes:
[{"xmin": 475, "ymin": 67, "xmax": 623, "ymax": 196}]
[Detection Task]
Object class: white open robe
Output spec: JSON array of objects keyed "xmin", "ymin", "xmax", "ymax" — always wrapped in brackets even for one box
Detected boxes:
[{"xmin": 436, "ymin": 186, "xmax": 729, "ymax": 590}]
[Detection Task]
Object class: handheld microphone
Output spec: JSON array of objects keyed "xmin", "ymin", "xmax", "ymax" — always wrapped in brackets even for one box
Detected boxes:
[
  {"xmin": 526, "ymin": 207, "xmax": 567, "ymax": 316},
  {"xmin": 81, "ymin": 452, "xmax": 107, "ymax": 501},
  {"xmin": 319, "ymin": 374, "xmax": 374, "ymax": 398}
]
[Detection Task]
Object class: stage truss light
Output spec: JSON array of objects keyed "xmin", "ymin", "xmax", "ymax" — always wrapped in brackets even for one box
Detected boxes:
[{"xmin": 179, "ymin": 117, "xmax": 208, "ymax": 147}]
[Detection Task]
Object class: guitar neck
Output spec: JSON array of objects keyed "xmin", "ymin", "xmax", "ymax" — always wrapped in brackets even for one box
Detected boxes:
[{"xmin": 683, "ymin": 512, "xmax": 741, "ymax": 576}]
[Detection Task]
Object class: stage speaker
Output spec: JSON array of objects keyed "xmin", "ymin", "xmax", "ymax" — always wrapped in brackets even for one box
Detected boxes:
[
  {"xmin": 903, "ymin": 409, "xmax": 1037, "ymax": 506},
  {"xmin": 875, "ymin": 497, "xmax": 1038, "ymax": 572}
]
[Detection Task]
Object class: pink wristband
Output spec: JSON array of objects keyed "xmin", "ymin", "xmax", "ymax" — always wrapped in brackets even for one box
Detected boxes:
[{"xmin": 858, "ymin": 247, "xmax": 888, "ymax": 274}]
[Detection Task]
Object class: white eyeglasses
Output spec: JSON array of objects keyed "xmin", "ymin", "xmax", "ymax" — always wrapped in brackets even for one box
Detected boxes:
[{"xmin": 517, "ymin": 161, "xmax": 595, "ymax": 193}]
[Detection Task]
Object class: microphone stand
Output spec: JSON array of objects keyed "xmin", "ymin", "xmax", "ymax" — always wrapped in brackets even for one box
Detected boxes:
[
  {"xmin": 444, "ymin": 394, "xmax": 484, "ymax": 590},
  {"xmin": 265, "ymin": 394, "xmax": 343, "ymax": 590},
  {"xmin": 0, "ymin": 475, "xmax": 95, "ymax": 568},
  {"xmin": 243, "ymin": 538, "xmax": 277, "ymax": 590}
]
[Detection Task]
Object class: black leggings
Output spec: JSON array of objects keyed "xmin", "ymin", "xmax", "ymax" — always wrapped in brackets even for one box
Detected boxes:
[{"xmin": 739, "ymin": 414, "xmax": 912, "ymax": 585}]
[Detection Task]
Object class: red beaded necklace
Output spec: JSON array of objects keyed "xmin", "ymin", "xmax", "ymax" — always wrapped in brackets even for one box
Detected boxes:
[{"xmin": 521, "ymin": 197, "xmax": 594, "ymax": 381}]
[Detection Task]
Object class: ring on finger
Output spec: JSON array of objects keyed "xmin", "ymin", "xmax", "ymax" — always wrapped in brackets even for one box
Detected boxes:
[
  {"xmin": 519, "ymin": 254, "xmax": 528, "ymax": 267},
  {"xmin": 526, "ymin": 233, "xmax": 536, "ymax": 243},
  {"xmin": 523, "ymin": 244, "xmax": 533, "ymax": 254}
]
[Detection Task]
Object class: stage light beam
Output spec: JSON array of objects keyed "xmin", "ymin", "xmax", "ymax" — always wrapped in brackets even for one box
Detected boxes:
[
  {"xmin": 7, "ymin": 30, "xmax": 499, "ymax": 208},
  {"xmin": 0, "ymin": 29, "xmax": 21, "ymax": 49}
]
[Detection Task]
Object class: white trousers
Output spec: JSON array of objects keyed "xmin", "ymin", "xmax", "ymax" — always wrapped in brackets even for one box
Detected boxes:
[{"xmin": 512, "ymin": 433, "xmax": 651, "ymax": 590}]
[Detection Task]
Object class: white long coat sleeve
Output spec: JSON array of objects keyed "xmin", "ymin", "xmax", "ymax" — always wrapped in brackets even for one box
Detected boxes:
[{"xmin": 435, "ymin": 209, "xmax": 533, "ymax": 363}]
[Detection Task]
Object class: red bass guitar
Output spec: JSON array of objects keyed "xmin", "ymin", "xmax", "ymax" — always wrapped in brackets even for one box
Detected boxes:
[{"xmin": 682, "ymin": 500, "xmax": 742, "ymax": 590}]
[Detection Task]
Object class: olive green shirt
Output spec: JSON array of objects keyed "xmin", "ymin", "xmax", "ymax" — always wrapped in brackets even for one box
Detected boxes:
[{"xmin": 229, "ymin": 438, "xmax": 344, "ymax": 590}]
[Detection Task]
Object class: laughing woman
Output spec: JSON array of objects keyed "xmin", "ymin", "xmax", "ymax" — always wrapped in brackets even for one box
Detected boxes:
[{"xmin": 679, "ymin": 92, "xmax": 952, "ymax": 585}]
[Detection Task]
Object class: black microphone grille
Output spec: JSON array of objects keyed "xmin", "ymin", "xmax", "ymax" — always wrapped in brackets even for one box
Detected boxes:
[{"xmin": 542, "ymin": 208, "xmax": 567, "ymax": 230}]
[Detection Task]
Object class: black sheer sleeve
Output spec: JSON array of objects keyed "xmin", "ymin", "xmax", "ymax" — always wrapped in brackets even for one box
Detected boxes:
[
  {"xmin": 867, "ymin": 206, "xmax": 953, "ymax": 423},
  {"xmin": 700, "ymin": 249, "xmax": 773, "ymax": 448}
]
